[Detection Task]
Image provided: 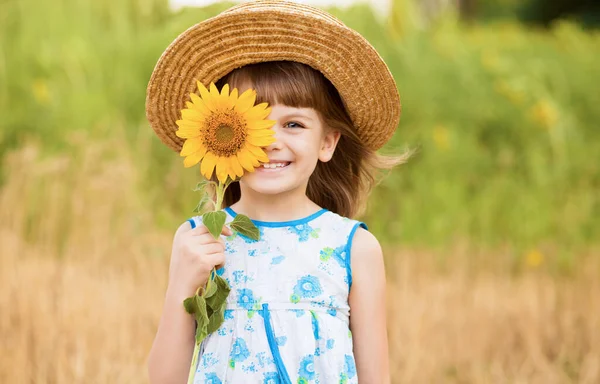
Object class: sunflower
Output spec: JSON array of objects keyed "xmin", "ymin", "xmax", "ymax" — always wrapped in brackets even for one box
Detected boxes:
[{"xmin": 176, "ymin": 81, "xmax": 276, "ymax": 183}]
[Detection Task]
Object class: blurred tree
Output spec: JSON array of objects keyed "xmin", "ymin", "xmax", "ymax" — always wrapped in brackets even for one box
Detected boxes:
[
  {"xmin": 458, "ymin": 0, "xmax": 478, "ymax": 21},
  {"xmin": 458, "ymin": 0, "xmax": 600, "ymax": 27},
  {"xmin": 521, "ymin": 0, "xmax": 600, "ymax": 28}
]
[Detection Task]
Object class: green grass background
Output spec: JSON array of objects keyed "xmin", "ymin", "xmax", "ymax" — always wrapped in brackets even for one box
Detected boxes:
[{"xmin": 1, "ymin": 0, "xmax": 598, "ymax": 261}]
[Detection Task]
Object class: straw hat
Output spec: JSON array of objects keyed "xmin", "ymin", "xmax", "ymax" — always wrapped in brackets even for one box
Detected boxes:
[{"xmin": 146, "ymin": 0, "xmax": 401, "ymax": 151}]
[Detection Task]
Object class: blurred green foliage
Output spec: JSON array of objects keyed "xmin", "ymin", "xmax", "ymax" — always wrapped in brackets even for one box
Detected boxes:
[
  {"xmin": 459, "ymin": 0, "xmax": 600, "ymax": 28},
  {"xmin": 1, "ymin": 0, "xmax": 598, "ymax": 254}
]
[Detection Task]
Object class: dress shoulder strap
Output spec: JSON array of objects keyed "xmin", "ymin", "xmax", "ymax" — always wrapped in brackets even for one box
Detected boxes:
[{"xmin": 318, "ymin": 212, "xmax": 369, "ymax": 291}]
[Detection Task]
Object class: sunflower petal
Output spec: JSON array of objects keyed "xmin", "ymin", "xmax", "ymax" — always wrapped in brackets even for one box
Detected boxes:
[
  {"xmin": 234, "ymin": 89, "xmax": 256, "ymax": 114},
  {"xmin": 229, "ymin": 156, "xmax": 244, "ymax": 177},
  {"xmin": 237, "ymin": 148, "xmax": 256, "ymax": 172},
  {"xmin": 212, "ymin": 83, "xmax": 228, "ymax": 111},
  {"xmin": 229, "ymin": 88, "xmax": 239, "ymax": 107},
  {"xmin": 220, "ymin": 84, "xmax": 229, "ymax": 96},
  {"xmin": 176, "ymin": 119, "xmax": 200, "ymax": 128},
  {"xmin": 175, "ymin": 120, "xmax": 205, "ymax": 131},
  {"xmin": 245, "ymin": 143, "xmax": 269, "ymax": 162},
  {"xmin": 183, "ymin": 150, "xmax": 205, "ymax": 168},
  {"xmin": 200, "ymin": 152, "xmax": 218, "ymax": 180},
  {"xmin": 216, "ymin": 158, "xmax": 229, "ymax": 183},
  {"xmin": 247, "ymin": 135, "xmax": 276, "ymax": 147},
  {"xmin": 244, "ymin": 104, "xmax": 271, "ymax": 121},
  {"xmin": 181, "ymin": 108, "xmax": 205, "ymax": 122},
  {"xmin": 189, "ymin": 93, "xmax": 210, "ymax": 115},
  {"xmin": 249, "ymin": 129, "xmax": 276, "ymax": 137},
  {"xmin": 220, "ymin": 84, "xmax": 230, "ymax": 102},
  {"xmin": 197, "ymin": 80, "xmax": 215, "ymax": 112},
  {"xmin": 247, "ymin": 119, "xmax": 276, "ymax": 130},
  {"xmin": 180, "ymin": 138, "xmax": 207, "ymax": 157},
  {"xmin": 176, "ymin": 126, "xmax": 202, "ymax": 139},
  {"xmin": 220, "ymin": 84, "xmax": 235, "ymax": 110},
  {"xmin": 209, "ymin": 82, "xmax": 219, "ymax": 98}
]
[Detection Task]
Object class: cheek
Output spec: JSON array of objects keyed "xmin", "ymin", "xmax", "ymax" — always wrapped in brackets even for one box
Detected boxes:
[
  {"xmin": 293, "ymin": 148, "xmax": 320, "ymax": 173},
  {"xmin": 291, "ymin": 135, "xmax": 321, "ymax": 161}
]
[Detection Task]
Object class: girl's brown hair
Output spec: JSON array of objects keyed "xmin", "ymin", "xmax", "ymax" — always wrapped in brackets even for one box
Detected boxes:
[{"xmin": 214, "ymin": 61, "xmax": 410, "ymax": 218}]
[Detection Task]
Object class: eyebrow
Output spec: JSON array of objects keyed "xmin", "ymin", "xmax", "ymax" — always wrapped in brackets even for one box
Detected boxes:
[{"xmin": 278, "ymin": 112, "xmax": 314, "ymax": 122}]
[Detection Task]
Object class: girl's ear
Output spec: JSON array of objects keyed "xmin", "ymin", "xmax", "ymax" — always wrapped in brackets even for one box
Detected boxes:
[{"xmin": 319, "ymin": 129, "xmax": 341, "ymax": 162}]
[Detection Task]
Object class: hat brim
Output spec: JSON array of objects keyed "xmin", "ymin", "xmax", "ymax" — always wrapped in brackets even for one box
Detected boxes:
[{"xmin": 145, "ymin": 0, "xmax": 401, "ymax": 151}]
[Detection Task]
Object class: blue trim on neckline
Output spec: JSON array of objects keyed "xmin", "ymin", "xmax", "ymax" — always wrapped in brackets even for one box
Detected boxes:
[{"xmin": 224, "ymin": 206, "xmax": 328, "ymax": 227}]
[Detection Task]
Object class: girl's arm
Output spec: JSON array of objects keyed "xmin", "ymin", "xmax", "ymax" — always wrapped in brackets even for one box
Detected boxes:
[
  {"xmin": 147, "ymin": 223, "xmax": 196, "ymax": 384},
  {"xmin": 148, "ymin": 221, "xmax": 230, "ymax": 384},
  {"xmin": 349, "ymin": 228, "xmax": 391, "ymax": 384}
]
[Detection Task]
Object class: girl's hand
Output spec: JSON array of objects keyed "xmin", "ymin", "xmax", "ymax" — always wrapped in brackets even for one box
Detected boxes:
[{"xmin": 166, "ymin": 222, "xmax": 233, "ymax": 300}]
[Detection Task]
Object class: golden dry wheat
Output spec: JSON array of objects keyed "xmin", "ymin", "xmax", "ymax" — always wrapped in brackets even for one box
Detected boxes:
[{"xmin": 1, "ymin": 143, "xmax": 598, "ymax": 383}]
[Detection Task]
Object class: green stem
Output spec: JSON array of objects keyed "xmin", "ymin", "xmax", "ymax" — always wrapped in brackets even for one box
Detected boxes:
[
  {"xmin": 215, "ymin": 182, "xmax": 224, "ymax": 211},
  {"xmin": 187, "ymin": 177, "xmax": 234, "ymax": 384},
  {"xmin": 187, "ymin": 342, "xmax": 200, "ymax": 384}
]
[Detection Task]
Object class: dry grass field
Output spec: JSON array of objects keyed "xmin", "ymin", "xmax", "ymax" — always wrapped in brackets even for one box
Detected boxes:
[{"xmin": 1, "ymin": 144, "xmax": 599, "ymax": 384}]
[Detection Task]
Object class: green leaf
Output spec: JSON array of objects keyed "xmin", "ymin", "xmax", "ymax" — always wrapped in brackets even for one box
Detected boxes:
[
  {"xmin": 203, "ymin": 274, "xmax": 217, "ymax": 299},
  {"xmin": 207, "ymin": 302, "xmax": 226, "ymax": 334},
  {"xmin": 202, "ymin": 211, "xmax": 227, "ymax": 240},
  {"xmin": 193, "ymin": 194, "xmax": 213, "ymax": 214},
  {"xmin": 230, "ymin": 214, "xmax": 260, "ymax": 240},
  {"xmin": 193, "ymin": 295, "xmax": 209, "ymax": 344},
  {"xmin": 193, "ymin": 180, "xmax": 212, "ymax": 192},
  {"xmin": 183, "ymin": 296, "xmax": 196, "ymax": 315},
  {"xmin": 206, "ymin": 275, "xmax": 231, "ymax": 311},
  {"xmin": 195, "ymin": 321, "xmax": 208, "ymax": 345}
]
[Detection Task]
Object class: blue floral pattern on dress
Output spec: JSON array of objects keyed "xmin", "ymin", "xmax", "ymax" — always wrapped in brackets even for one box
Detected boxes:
[
  {"xmin": 263, "ymin": 372, "xmax": 281, "ymax": 384},
  {"xmin": 344, "ymin": 354, "xmax": 357, "ymax": 378},
  {"xmin": 298, "ymin": 354, "xmax": 316, "ymax": 380},
  {"xmin": 288, "ymin": 223, "xmax": 320, "ymax": 242},
  {"xmin": 204, "ymin": 372, "xmax": 222, "ymax": 384},
  {"xmin": 230, "ymin": 338, "xmax": 250, "ymax": 364},
  {"xmin": 330, "ymin": 245, "xmax": 347, "ymax": 268},
  {"xmin": 293, "ymin": 275, "xmax": 323, "ymax": 298},
  {"xmin": 237, "ymin": 288, "xmax": 255, "ymax": 309},
  {"xmin": 271, "ymin": 255, "xmax": 285, "ymax": 265}
]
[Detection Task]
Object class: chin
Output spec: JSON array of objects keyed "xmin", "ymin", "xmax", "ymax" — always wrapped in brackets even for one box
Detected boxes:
[
  {"xmin": 242, "ymin": 180, "xmax": 293, "ymax": 195},
  {"xmin": 240, "ymin": 175, "xmax": 305, "ymax": 196}
]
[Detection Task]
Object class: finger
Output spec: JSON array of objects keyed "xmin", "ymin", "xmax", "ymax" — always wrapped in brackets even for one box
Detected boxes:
[
  {"xmin": 209, "ymin": 253, "xmax": 226, "ymax": 267},
  {"xmin": 221, "ymin": 225, "xmax": 233, "ymax": 236},
  {"xmin": 202, "ymin": 242, "xmax": 225, "ymax": 255},
  {"xmin": 189, "ymin": 224, "xmax": 209, "ymax": 236},
  {"xmin": 196, "ymin": 233, "xmax": 226, "ymax": 245}
]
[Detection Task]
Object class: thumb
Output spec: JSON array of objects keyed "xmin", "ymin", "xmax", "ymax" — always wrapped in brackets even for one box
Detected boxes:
[{"xmin": 221, "ymin": 225, "xmax": 233, "ymax": 236}]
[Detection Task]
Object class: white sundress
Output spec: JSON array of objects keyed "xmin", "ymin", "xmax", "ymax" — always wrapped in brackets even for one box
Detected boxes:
[{"xmin": 187, "ymin": 206, "xmax": 367, "ymax": 384}]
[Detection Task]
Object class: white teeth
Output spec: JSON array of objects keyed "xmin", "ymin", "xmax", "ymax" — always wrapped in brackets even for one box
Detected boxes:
[{"xmin": 262, "ymin": 162, "xmax": 288, "ymax": 169}]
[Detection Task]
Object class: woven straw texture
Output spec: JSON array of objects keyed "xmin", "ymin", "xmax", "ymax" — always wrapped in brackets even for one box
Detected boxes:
[{"xmin": 145, "ymin": 0, "xmax": 401, "ymax": 151}]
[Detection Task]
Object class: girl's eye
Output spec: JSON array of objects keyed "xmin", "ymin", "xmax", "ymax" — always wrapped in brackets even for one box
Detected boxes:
[{"xmin": 284, "ymin": 121, "xmax": 304, "ymax": 129}]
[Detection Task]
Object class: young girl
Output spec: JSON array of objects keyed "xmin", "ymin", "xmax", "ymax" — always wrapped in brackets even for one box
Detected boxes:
[{"xmin": 146, "ymin": 1, "xmax": 407, "ymax": 383}]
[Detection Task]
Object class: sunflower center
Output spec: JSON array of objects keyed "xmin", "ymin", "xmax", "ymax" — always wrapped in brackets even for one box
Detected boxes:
[
  {"xmin": 203, "ymin": 110, "xmax": 247, "ymax": 157},
  {"xmin": 216, "ymin": 124, "xmax": 234, "ymax": 142}
]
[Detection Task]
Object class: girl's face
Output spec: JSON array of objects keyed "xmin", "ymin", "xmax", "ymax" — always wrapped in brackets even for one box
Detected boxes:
[{"xmin": 240, "ymin": 103, "xmax": 340, "ymax": 197}]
